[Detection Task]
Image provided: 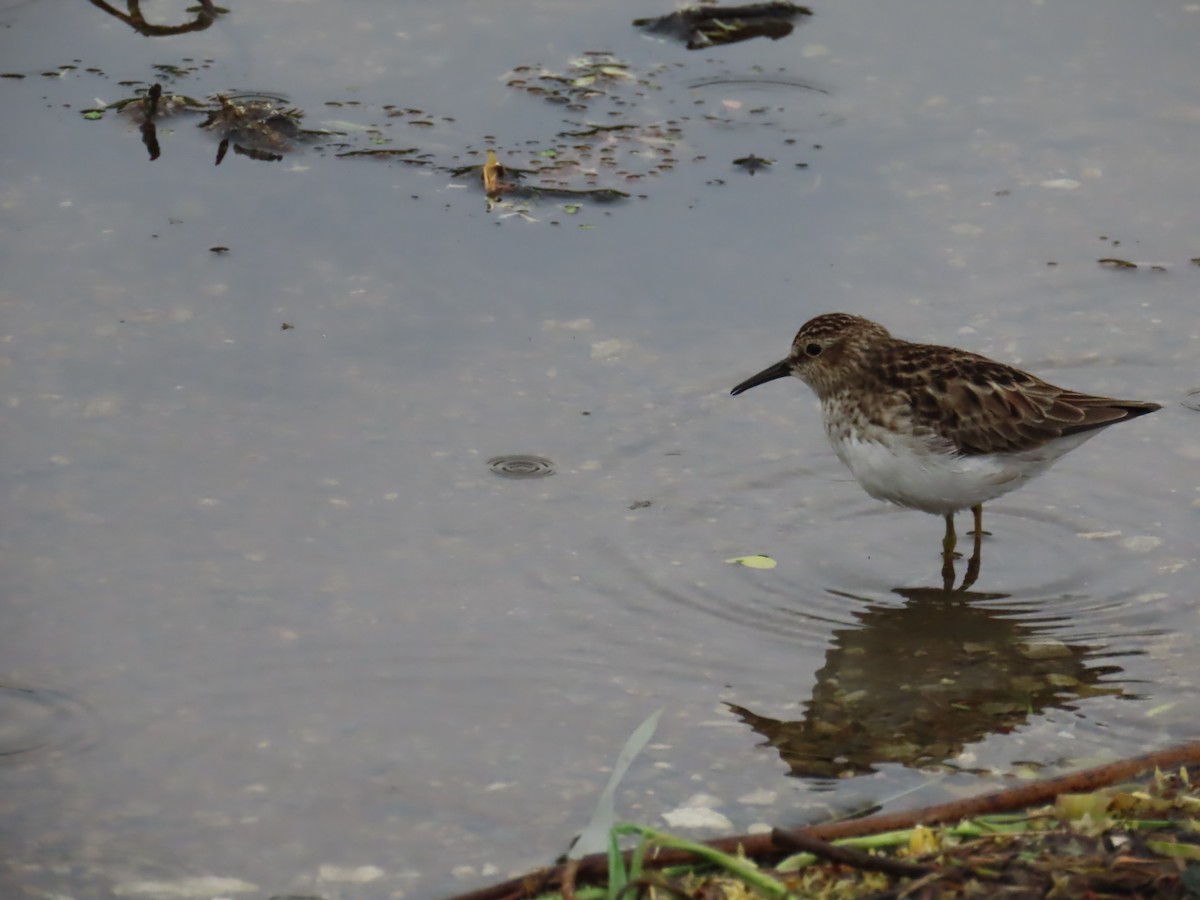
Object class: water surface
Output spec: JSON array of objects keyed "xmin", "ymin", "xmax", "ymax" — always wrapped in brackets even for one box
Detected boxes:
[{"xmin": 1, "ymin": 0, "xmax": 1197, "ymax": 897}]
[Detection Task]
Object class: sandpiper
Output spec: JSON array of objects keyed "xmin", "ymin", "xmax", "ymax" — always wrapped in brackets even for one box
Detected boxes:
[{"xmin": 731, "ymin": 313, "xmax": 1160, "ymax": 589}]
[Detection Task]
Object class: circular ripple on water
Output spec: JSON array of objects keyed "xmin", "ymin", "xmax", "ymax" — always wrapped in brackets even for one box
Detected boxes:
[
  {"xmin": 0, "ymin": 684, "xmax": 100, "ymax": 763},
  {"xmin": 486, "ymin": 454, "xmax": 556, "ymax": 478}
]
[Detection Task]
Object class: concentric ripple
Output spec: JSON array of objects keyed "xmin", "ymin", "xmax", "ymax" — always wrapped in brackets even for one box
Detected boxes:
[
  {"xmin": 0, "ymin": 684, "xmax": 100, "ymax": 762},
  {"xmin": 486, "ymin": 454, "xmax": 556, "ymax": 478}
]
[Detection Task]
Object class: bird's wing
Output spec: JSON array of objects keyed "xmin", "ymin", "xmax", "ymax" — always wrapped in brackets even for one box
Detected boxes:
[{"xmin": 887, "ymin": 346, "xmax": 1158, "ymax": 456}]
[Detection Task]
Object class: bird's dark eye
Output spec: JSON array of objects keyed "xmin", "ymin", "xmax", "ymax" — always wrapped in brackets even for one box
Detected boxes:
[{"xmin": 805, "ymin": 342, "xmax": 822, "ymax": 357}]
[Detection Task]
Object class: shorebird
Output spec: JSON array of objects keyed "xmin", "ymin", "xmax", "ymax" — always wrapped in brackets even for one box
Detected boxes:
[{"xmin": 731, "ymin": 313, "xmax": 1161, "ymax": 589}]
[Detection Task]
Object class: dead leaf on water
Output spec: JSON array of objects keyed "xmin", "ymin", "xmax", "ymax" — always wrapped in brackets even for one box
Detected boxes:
[
  {"xmin": 725, "ymin": 554, "xmax": 776, "ymax": 569},
  {"xmin": 483, "ymin": 149, "xmax": 504, "ymax": 195}
]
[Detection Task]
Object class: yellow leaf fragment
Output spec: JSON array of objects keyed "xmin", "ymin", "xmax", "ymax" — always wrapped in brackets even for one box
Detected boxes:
[
  {"xmin": 909, "ymin": 825, "xmax": 940, "ymax": 856},
  {"xmin": 482, "ymin": 149, "xmax": 503, "ymax": 194},
  {"xmin": 725, "ymin": 555, "xmax": 776, "ymax": 569},
  {"xmin": 1055, "ymin": 791, "xmax": 1112, "ymax": 820}
]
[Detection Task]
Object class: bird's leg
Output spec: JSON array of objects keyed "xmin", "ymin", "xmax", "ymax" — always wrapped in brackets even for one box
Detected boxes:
[
  {"xmin": 942, "ymin": 512, "xmax": 957, "ymax": 556},
  {"xmin": 967, "ymin": 502, "xmax": 991, "ymax": 537},
  {"xmin": 941, "ymin": 512, "xmax": 957, "ymax": 591},
  {"xmin": 961, "ymin": 503, "xmax": 983, "ymax": 591}
]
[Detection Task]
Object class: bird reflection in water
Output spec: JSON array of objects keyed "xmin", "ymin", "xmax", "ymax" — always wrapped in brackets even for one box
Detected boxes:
[{"xmin": 728, "ymin": 587, "xmax": 1132, "ymax": 779}]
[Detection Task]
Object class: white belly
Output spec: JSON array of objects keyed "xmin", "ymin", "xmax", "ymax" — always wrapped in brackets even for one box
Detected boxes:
[{"xmin": 828, "ymin": 430, "xmax": 1097, "ymax": 515}]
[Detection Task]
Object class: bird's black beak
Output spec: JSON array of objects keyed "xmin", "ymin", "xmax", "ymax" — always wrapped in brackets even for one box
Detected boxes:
[{"xmin": 730, "ymin": 359, "xmax": 792, "ymax": 396}]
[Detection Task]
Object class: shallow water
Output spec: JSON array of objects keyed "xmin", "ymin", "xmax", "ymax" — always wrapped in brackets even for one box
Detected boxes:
[{"xmin": 2, "ymin": 0, "xmax": 1198, "ymax": 897}]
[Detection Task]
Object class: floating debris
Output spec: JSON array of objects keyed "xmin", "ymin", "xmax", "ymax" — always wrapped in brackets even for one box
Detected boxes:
[
  {"xmin": 95, "ymin": 87, "xmax": 330, "ymax": 164},
  {"xmin": 201, "ymin": 93, "xmax": 303, "ymax": 162},
  {"xmin": 496, "ymin": 53, "xmax": 691, "ymax": 200},
  {"xmin": 110, "ymin": 85, "xmax": 206, "ymax": 120},
  {"xmin": 451, "ymin": 154, "xmax": 630, "ymax": 204},
  {"xmin": 634, "ymin": 2, "xmax": 812, "ymax": 49},
  {"xmin": 725, "ymin": 554, "xmax": 776, "ymax": 569},
  {"xmin": 733, "ymin": 153, "xmax": 773, "ymax": 173},
  {"xmin": 55, "ymin": 28, "xmax": 820, "ymax": 209},
  {"xmin": 335, "ymin": 148, "xmax": 427, "ymax": 162},
  {"xmin": 86, "ymin": 0, "xmax": 227, "ymax": 38},
  {"xmin": 482, "ymin": 148, "xmax": 504, "ymax": 195}
]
